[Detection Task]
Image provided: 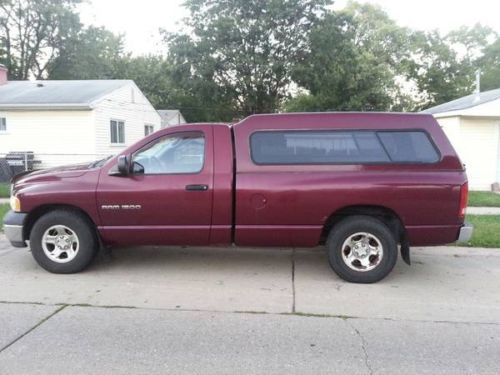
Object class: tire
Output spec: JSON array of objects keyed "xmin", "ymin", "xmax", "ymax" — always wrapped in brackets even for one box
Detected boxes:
[
  {"xmin": 327, "ymin": 215, "xmax": 398, "ymax": 283},
  {"xmin": 29, "ymin": 210, "xmax": 98, "ymax": 273}
]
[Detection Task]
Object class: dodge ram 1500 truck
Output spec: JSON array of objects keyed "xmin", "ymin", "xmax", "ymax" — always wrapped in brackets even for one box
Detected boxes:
[{"xmin": 4, "ymin": 112, "xmax": 472, "ymax": 283}]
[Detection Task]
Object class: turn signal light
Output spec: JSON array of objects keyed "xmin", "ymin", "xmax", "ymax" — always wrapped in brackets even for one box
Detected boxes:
[{"xmin": 10, "ymin": 196, "xmax": 21, "ymax": 212}]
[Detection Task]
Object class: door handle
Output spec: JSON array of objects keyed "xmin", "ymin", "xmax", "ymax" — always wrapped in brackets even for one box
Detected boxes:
[{"xmin": 185, "ymin": 184, "xmax": 209, "ymax": 191}]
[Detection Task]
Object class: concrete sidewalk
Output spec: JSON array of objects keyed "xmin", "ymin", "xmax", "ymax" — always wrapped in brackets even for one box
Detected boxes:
[
  {"xmin": 0, "ymin": 238, "xmax": 499, "ymax": 323},
  {"xmin": 0, "ymin": 235, "xmax": 499, "ymax": 373},
  {"xmin": 467, "ymin": 206, "xmax": 500, "ymax": 215}
]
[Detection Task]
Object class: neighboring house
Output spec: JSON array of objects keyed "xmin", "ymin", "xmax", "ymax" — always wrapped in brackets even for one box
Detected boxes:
[
  {"xmin": 423, "ymin": 88, "xmax": 500, "ymax": 191},
  {"xmin": 158, "ymin": 109, "xmax": 186, "ymax": 128},
  {"xmin": 0, "ymin": 64, "xmax": 161, "ymax": 168}
]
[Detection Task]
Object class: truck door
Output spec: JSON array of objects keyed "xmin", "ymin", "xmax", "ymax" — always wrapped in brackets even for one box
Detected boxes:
[{"xmin": 96, "ymin": 127, "xmax": 213, "ymax": 246}]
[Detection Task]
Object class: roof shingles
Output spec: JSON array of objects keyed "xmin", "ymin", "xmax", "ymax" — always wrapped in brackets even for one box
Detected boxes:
[
  {"xmin": 0, "ymin": 80, "xmax": 131, "ymax": 109},
  {"xmin": 422, "ymin": 88, "xmax": 500, "ymax": 115}
]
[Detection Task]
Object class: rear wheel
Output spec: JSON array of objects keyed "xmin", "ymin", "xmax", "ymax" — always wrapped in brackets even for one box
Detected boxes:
[
  {"xmin": 327, "ymin": 216, "xmax": 398, "ymax": 283},
  {"xmin": 29, "ymin": 210, "xmax": 97, "ymax": 273}
]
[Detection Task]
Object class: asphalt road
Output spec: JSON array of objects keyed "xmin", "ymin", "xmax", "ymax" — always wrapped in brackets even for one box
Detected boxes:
[{"xmin": 0, "ymin": 234, "xmax": 499, "ymax": 374}]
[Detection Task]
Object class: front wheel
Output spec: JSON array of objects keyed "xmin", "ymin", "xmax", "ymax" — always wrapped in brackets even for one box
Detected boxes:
[
  {"xmin": 327, "ymin": 216, "xmax": 398, "ymax": 283},
  {"xmin": 29, "ymin": 210, "xmax": 98, "ymax": 273}
]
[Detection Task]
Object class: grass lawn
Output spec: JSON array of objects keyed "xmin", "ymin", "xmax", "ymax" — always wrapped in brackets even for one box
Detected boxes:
[
  {"xmin": 0, "ymin": 183, "xmax": 10, "ymax": 198},
  {"xmin": 0, "ymin": 203, "xmax": 9, "ymax": 231},
  {"xmin": 468, "ymin": 191, "xmax": 500, "ymax": 207},
  {"xmin": 462, "ymin": 215, "xmax": 500, "ymax": 248}
]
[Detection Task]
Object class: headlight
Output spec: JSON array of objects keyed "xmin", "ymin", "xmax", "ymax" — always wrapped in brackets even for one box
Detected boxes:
[{"xmin": 10, "ymin": 195, "xmax": 21, "ymax": 212}]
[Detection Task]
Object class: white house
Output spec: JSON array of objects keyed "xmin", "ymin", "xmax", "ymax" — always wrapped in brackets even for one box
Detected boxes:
[
  {"xmin": 423, "ymin": 88, "xmax": 500, "ymax": 191},
  {"xmin": 0, "ymin": 64, "xmax": 161, "ymax": 168},
  {"xmin": 158, "ymin": 109, "xmax": 186, "ymax": 127}
]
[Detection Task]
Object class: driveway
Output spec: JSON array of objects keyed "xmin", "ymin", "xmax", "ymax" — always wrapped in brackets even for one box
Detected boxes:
[{"xmin": 0, "ymin": 234, "xmax": 499, "ymax": 374}]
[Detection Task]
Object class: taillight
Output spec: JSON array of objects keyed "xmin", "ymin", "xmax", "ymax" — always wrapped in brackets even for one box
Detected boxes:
[{"xmin": 459, "ymin": 182, "xmax": 468, "ymax": 220}]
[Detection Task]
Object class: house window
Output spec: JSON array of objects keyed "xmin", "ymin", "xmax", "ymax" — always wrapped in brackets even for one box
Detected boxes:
[
  {"xmin": 110, "ymin": 120, "xmax": 125, "ymax": 144},
  {"xmin": 0, "ymin": 117, "xmax": 6, "ymax": 132},
  {"xmin": 144, "ymin": 124, "xmax": 155, "ymax": 136}
]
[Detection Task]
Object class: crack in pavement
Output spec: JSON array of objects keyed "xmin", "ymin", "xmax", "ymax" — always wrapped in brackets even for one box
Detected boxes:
[
  {"xmin": 347, "ymin": 320, "xmax": 374, "ymax": 375},
  {"xmin": 0, "ymin": 304, "xmax": 67, "ymax": 354}
]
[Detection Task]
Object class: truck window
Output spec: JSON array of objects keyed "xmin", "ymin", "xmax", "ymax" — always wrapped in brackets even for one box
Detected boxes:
[
  {"xmin": 250, "ymin": 131, "xmax": 389, "ymax": 164},
  {"xmin": 133, "ymin": 132, "xmax": 205, "ymax": 174},
  {"xmin": 377, "ymin": 131, "xmax": 440, "ymax": 163},
  {"xmin": 250, "ymin": 130, "xmax": 439, "ymax": 165}
]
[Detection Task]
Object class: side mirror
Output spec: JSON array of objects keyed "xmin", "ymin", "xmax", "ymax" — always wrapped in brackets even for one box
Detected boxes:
[{"xmin": 117, "ymin": 155, "xmax": 130, "ymax": 176}]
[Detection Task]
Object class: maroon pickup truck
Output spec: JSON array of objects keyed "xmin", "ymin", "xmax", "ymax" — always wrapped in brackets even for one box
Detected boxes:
[{"xmin": 4, "ymin": 113, "xmax": 471, "ymax": 283}]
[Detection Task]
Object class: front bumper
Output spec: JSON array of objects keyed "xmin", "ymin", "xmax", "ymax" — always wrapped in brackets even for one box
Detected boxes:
[
  {"xmin": 3, "ymin": 210, "xmax": 28, "ymax": 248},
  {"xmin": 456, "ymin": 223, "xmax": 473, "ymax": 243}
]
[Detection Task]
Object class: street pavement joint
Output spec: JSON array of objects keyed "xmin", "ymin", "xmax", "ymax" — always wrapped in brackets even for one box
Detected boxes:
[
  {"xmin": 0, "ymin": 304, "xmax": 67, "ymax": 354},
  {"xmin": 1, "ymin": 300, "xmax": 500, "ymax": 326}
]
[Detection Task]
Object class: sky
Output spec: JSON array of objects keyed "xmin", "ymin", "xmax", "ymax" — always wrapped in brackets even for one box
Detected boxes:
[{"xmin": 79, "ymin": 0, "xmax": 500, "ymax": 56}]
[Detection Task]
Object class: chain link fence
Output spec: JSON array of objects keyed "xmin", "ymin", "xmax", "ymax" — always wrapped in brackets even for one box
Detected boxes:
[{"xmin": 0, "ymin": 152, "xmax": 112, "ymax": 182}]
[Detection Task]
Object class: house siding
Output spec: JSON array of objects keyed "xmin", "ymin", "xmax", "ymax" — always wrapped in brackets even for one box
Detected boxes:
[
  {"xmin": 93, "ymin": 82, "xmax": 161, "ymax": 157},
  {"xmin": 437, "ymin": 117, "xmax": 461, "ymax": 150},
  {"xmin": 497, "ymin": 123, "xmax": 500, "ymax": 183},
  {"xmin": 436, "ymin": 116, "xmax": 500, "ymax": 190},
  {"xmin": 458, "ymin": 118, "xmax": 498, "ymax": 191},
  {"xmin": 0, "ymin": 110, "xmax": 95, "ymax": 168}
]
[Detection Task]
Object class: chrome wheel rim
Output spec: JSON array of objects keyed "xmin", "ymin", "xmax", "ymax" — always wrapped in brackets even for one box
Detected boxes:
[
  {"xmin": 341, "ymin": 232, "xmax": 383, "ymax": 272},
  {"xmin": 41, "ymin": 225, "xmax": 79, "ymax": 263}
]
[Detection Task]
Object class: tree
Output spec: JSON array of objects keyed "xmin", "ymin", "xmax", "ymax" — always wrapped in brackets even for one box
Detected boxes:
[
  {"xmin": 407, "ymin": 25, "xmax": 500, "ymax": 109},
  {"xmin": 286, "ymin": 2, "xmax": 413, "ymax": 112},
  {"xmin": 112, "ymin": 55, "xmax": 176, "ymax": 109},
  {"xmin": 165, "ymin": 0, "xmax": 332, "ymax": 120},
  {"xmin": 0, "ymin": 0, "xmax": 82, "ymax": 79},
  {"xmin": 48, "ymin": 26, "xmax": 125, "ymax": 80},
  {"xmin": 479, "ymin": 39, "xmax": 500, "ymax": 91},
  {"xmin": 405, "ymin": 30, "xmax": 474, "ymax": 110},
  {"xmin": 447, "ymin": 24, "xmax": 497, "ymax": 62}
]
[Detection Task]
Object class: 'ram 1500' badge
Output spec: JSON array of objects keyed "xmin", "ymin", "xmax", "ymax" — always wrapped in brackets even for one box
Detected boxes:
[{"xmin": 101, "ymin": 205, "xmax": 142, "ymax": 210}]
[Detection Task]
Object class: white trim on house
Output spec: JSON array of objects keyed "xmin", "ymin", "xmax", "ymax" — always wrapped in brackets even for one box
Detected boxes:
[{"xmin": 0, "ymin": 104, "xmax": 92, "ymax": 111}]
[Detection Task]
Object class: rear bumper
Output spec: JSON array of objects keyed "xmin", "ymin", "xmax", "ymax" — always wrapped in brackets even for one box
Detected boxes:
[
  {"xmin": 456, "ymin": 223, "xmax": 473, "ymax": 243},
  {"xmin": 3, "ymin": 210, "xmax": 28, "ymax": 248},
  {"xmin": 406, "ymin": 223, "xmax": 473, "ymax": 246}
]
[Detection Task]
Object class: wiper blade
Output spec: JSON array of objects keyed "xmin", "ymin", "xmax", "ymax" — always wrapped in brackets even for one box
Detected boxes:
[{"xmin": 89, "ymin": 155, "xmax": 112, "ymax": 168}]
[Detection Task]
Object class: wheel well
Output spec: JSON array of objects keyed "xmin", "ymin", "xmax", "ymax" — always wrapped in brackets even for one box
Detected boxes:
[
  {"xmin": 23, "ymin": 204, "xmax": 98, "ymax": 242},
  {"xmin": 320, "ymin": 205, "xmax": 406, "ymax": 245}
]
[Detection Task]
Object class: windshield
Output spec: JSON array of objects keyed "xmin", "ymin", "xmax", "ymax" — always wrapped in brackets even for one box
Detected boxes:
[{"xmin": 89, "ymin": 155, "xmax": 113, "ymax": 168}]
